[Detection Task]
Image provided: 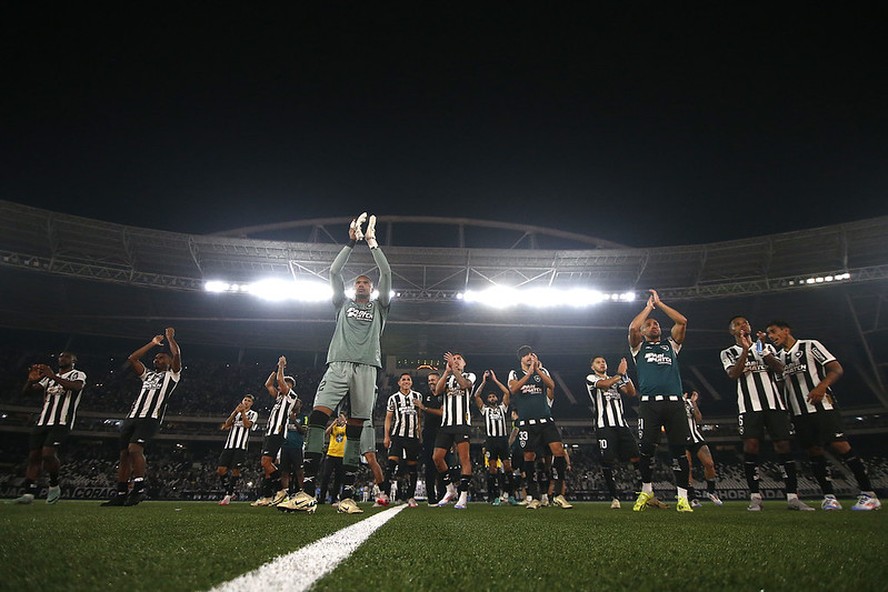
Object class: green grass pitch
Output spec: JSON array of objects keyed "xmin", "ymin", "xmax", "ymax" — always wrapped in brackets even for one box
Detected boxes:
[{"xmin": 2, "ymin": 500, "xmax": 886, "ymax": 591}]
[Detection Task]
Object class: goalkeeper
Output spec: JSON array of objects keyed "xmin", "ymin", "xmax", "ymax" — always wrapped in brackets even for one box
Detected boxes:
[{"xmin": 278, "ymin": 213, "xmax": 392, "ymax": 515}]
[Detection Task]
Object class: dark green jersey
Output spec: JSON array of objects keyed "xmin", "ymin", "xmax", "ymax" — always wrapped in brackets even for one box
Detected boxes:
[
  {"xmin": 631, "ymin": 338, "xmax": 684, "ymax": 396},
  {"xmin": 507, "ymin": 367, "xmax": 552, "ymax": 421}
]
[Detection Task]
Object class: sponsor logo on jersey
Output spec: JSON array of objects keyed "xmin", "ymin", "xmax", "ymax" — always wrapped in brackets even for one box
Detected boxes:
[
  {"xmin": 644, "ymin": 352, "xmax": 673, "ymax": 366},
  {"xmin": 346, "ymin": 305, "xmax": 375, "ymax": 321}
]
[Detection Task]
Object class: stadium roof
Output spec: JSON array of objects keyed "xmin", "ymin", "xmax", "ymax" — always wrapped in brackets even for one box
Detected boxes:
[{"xmin": 1, "ymin": 199, "xmax": 886, "ymax": 410}]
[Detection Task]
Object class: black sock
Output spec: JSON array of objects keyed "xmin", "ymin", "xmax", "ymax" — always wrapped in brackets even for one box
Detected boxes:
[
  {"xmin": 672, "ymin": 454, "xmax": 690, "ymax": 490},
  {"xmin": 777, "ymin": 453, "xmax": 798, "ymax": 494},
  {"xmin": 458, "ymin": 475, "xmax": 471, "ymax": 493},
  {"xmin": 220, "ymin": 473, "xmax": 230, "ymax": 490},
  {"xmin": 341, "ymin": 465, "xmax": 358, "ymax": 500},
  {"xmin": 706, "ymin": 479, "xmax": 716, "ymax": 494},
  {"xmin": 744, "ymin": 453, "xmax": 760, "ymax": 494},
  {"xmin": 407, "ymin": 465, "xmax": 418, "ymax": 499},
  {"xmin": 25, "ymin": 479, "xmax": 38, "ymax": 495},
  {"xmin": 551, "ymin": 456, "xmax": 567, "ymax": 493},
  {"xmin": 487, "ymin": 473, "xmax": 497, "ymax": 501},
  {"xmin": 639, "ymin": 453, "xmax": 654, "ymax": 483},
  {"xmin": 228, "ymin": 475, "xmax": 240, "ymax": 496},
  {"xmin": 841, "ymin": 450, "xmax": 873, "ymax": 492},
  {"xmin": 602, "ymin": 466, "xmax": 618, "ymax": 499},
  {"xmin": 116, "ymin": 481, "xmax": 128, "ymax": 496},
  {"xmin": 688, "ymin": 485, "xmax": 697, "ymax": 500},
  {"xmin": 132, "ymin": 477, "xmax": 146, "ymax": 494},
  {"xmin": 810, "ymin": 455, "xmax": 834, "ymax": 495},
  {"xmin": 302, "ymin": 452, "xmax": 322, "ymax": 493},
  {"xmin": 49, "ymin": 472, "xmax": 59, "ymax": 488}
]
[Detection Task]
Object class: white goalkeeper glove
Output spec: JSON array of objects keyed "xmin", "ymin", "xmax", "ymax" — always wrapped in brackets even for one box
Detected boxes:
[
  {"xmin": 350, "ymin": 212, "xmax": 368, "ymax": 241},
  {"xmin": 365, "ymin": 215, "xmax": 378, "ymax": 249}
]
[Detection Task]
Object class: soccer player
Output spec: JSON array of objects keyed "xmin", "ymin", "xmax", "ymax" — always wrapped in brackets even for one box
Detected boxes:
[
  {"xmin": 382, "ymin": 373, "xmax": 423, "ymax": 506},
  {"xmin": 628, "ymin": 289, "xmax": 694, "ymax": 513},
  {"xmin": 280, "ymin": 399, "xmax": 307, "ymax": 498},
  {"xmin": 13, "ymin": 352, "xmax": 86, "ymax": 504},
  {"xmin": 586, "ymin": 355, "xmax": 642, "ymax": 509},
  {"xmin": 682, "ymin": 391, "xmax": 723, "ymax": 507},
  {"xmin": 420, "ymin": 371, "xmax": 444, "ymax": 505},
  {"xmin": 217, "ymin": 394, "xmax": 259, "ymax": 505},
  {"xmin": 473, "ymin": 370, "xmax": 513, "ymax": 505},
  {"xmin": 101, "ymin": 327, "xmax": 181, "ymax": 507},
  {"xmin": 280, "ymin": 213, "xmax": 391, "ymax": 515},
  {"xmin": 721, "ymin": 316, "xmax": 812, "ymax": 511},
  {"xmin": 251, "ymin": 356, "xmax": 297, "ymax": 507},
  {"xmin": 766, "ymin": 320, "xmax": 881, "ymax": 511},
  {"xmin": 433, "ymin": 352, "xmax": 476, "ymax": 509},
  {"xmin": 508, "ymin": 345, "xmax": 572, "ymax": 510}
]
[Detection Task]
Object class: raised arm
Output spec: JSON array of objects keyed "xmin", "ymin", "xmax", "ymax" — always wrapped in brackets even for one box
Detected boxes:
[
  {"xmin": 490, "ymin": 370, "xmax": 510, "ymax": 408},
  {"xmin": 128, "ymin": 335, "xmax": 163, "ymax": 376},
  {"xmin": 473, "ymin": 372, "xmax": 489, "ymax": 410},
  {"xmin": 628, "ymin": 295, "xmax": 655, "ymax": 349},
  {"xmin": 688, "ymin": 391, "xmax": 703, "ymax": 422},
  {"xmin": 23, "ymin": 365, "xmax": 46, "ymax": 394},
  {"xmin": 650, "ymin": 290, "xmax": 687, "ymax": 345},
  {"xmin": 276, "ymin": 356, "xmax": 292, "ymax": 395},
  {"xmin": 165, "ymin": 327, "xmax": 182, "ymax": 373},
  {"xmin": 264, "ymin": 371, "xmax": 278, "ymax": 398}
]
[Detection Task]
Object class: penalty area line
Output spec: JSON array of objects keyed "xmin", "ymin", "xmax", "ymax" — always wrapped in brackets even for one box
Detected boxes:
[{"xmin": 209, "ymin": 505, "xmax": 406, "ymax": 592}]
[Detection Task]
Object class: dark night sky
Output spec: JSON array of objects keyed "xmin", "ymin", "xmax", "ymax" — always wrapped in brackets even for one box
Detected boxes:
[{"xmin": 2, "ymin": 4, "xmax": 886, "ymax": 247}]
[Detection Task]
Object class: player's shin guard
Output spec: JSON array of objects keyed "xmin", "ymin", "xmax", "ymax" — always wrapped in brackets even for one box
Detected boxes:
[
  {"xmin": 602, "ymin": 465, "xmax": 618, "ymax": 499},
  {"xmin": 777, "ymin": 452, "xmax": 798, "ymax": 494},
  {"xmin": 810, "ymin": 454, "xmax": 834, "ymax": 495},
  {"xmin": 407, "ymin": 464, "xmax": 418, "ymax": 499},
  {"xmin": 639, "ymin": 443, "xmax": 656, "ymax": 484},
  {"xmin": 525, "ymin": 460, "xmax": 540, "ymax": 500},
  {"xmin": 551, "ymin": 455, "xmax": 567, "ymax": 492},
  {"xmin": 486, "ymin": 473, "xmax": 497, "ymax": 501},
  {"xmin": 228, "ymin": 474, "xmax": 240, "ymax": 496},
  {"xmin": 671, "ymin": 446, "xmax": 690, "ymax": 490},
  {"xmin": 341, "ymin": 430, "xmax": 363, "ymax": 500},
  {"xmin": 744, "ymin": 453, "xmax": 760, "ymax": 494},
  {"xmin": 302, "ymin": 411, "xmax": 331, "ymax": 493},
  {"xmin": 840, "ymin": 449, "xmax": 873, "ymax": 491},
  {"xmin": 220, "ymin": 472, "xmax": 230, "ymax": 490}
]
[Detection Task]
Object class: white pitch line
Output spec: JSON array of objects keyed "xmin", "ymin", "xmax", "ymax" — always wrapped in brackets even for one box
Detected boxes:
[{"xmin": 209, "ymin": 505, "xmax": 406, "ymax": 592}]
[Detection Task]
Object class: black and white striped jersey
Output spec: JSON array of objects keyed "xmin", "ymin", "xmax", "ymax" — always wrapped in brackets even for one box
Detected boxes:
[
  {"xmin": 127, "ymin": 369, "xmax": 181, "ymax": 421},
  {"xmin": 775, "ymin": 339, "xmax": 838, "ymax": 416},
  {"xmin": 720, "ymin": 344, "xmax": 787, "ymax": 413},
  {"xmin": 441, "ymin": 372, "xmax": 476, "ymax": 427},
  {"xmin": 223, "ymin": 410, "xmax": 259, "ymax": 450},
  {"xmin": 585, "ymin": 373, "xmax": 631, "ymax": 428},
  {"xmin": 387, "ymin": 390, "xmax": 422, "ymax": 438},
  {"xmin": 36, "ymin": 369, "xmax": 87, "ymax": 427},
  {"xmin": 683, "ymin": 398, "xmax": 706, "ymax": 444},
  {"xmin": 481, "ymin": 403, "xmax": 509, "ymax": 437},
  {"xmin": 265, "ymin": 390, "xmax": 298, "ymax": 436}
]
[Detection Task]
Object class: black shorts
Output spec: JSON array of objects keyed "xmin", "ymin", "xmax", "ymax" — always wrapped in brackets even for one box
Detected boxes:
[
  {"xmin": 434, "ymin": 425, "xmax": 471, "ymax": 449},
  {"xmin": 388, "ymin": 436, "xmax": 421, "ymax": 461},
  {"xmin": 119, "ymin": 418, "xmax": 160, "ymax": 450},
  {"xmin": 261, "ymin": 434, "xmax": 285, "ymax": 458},
  {"xmin": 738, "ymin": 410, "xmax": 793, "ymax": 442},
  {"xmin": 29, "ymin": 425, "xmax": 70, "ymax": 450},
  {"xmin": 280, "ymin": 446, "xmax": 304, "ymax": 472},
  {"xmin": 637, "ymin": 400, "xmax": 691, "ymax": 448},
  {"xmin": 516, "ymin": 420, "xmax": 561, "ymax": 456},
  {"xmin": 218, "ymin": 448, "xmax": 247, "ymax": 468},
  {"xmin": 485, "ymin": 437, "xmax": 510, "ymax": 464},
  {"xmin": 792, "ymin": 410, "xmax": 846, "ymax": 449},
  {"xmin": 596, "ymin": 426, "xmax": 640, "ymax": 464}
]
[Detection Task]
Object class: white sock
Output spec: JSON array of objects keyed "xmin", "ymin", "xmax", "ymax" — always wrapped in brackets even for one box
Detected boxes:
[
  {"xmin": 676, "ymin": 487, "xmax": 688, "ymax": 499},
  {"xmin": 642, "ymin": 483, "xmax": 653, "ymax": 494},
  {"xmin": 786, "ymin": 493, "xmax": 798, "ymax": 501}
]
